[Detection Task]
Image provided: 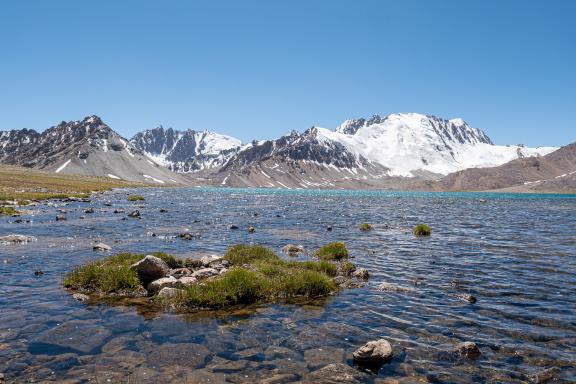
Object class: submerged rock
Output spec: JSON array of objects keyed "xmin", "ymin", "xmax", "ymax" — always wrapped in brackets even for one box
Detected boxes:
[
  {"xmin": 56, "ymin": 215, "xmax": 66, "ymax": 221},
  {"xmin": 455, "ymin": 293, "xmax": 477, "ymax": 304},
  {"xmin": 282, "ymin": 244, "xmax": 304, "ymax": 256},
  {"xmin": 0, "ymin": 234, "xmax": 36, "ymax": 244},
  {"xmin": 33, "ymin": 320, "xmax": 112, "ymax": 354},
  {"xmin": 128, "ymin": 210, "xmax": 140, "ymax": 218},
  {"xmin": 454, "ymin": 341, "xmax": 481, "ymax": 358},
  {"xmin": 528, "ymin": 367, "xmax": 561, "ymax": 383},
  {"xmin": 304, "ymin": 363, "xmax": 367, "ymax": 383},
  {"xmin": 376, "ymin": 282, "xmax": 413, "ymax": 293},
  {"xmin": 352, "ymin": 339, "xmax": 393, "ymax": 364},
  {"xmin": 229, "ymin": 224, "xmax": 239, "ymax": 230},
  {"xmin": 84, "ymin": 208, "xmax": 95, "ymax": 214},
  {"xmin": 72, "ymin": 293, "xmax": 90, "ymax": 302},
  {"xmin": 130, "ymin": 255, "xmax": 170, "ymax": 285},
  {"xmin": 93, "ymin": 242, "xmax": 111, "ymax": 251}
]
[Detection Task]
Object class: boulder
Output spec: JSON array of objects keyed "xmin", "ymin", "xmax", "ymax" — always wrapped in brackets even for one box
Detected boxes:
[
  {"xmin": 177, "ymin": 276, "xmax": 197, "ymax": 287},
  {"xmin": 192, "ymin": 268, "xmax": 219, "ymax": 280},
  {"xmin": 454, "ymin": 341, "xmax": 480, "ymax": 358},
  {"xmin": 200, "ymin": 255, "xmax": 223, "ymax": 267},
  {"xmin": 157, "ymin": 287, "xmax": 182, "ymax": 298},
  {"xmin": 130, "ymin": 255, "xmax": 170, "ymax": 285},
  {"xmin": 351, "ymin": 268, "xmax": 369, "ymax": 279},
  {"xmin": 376, "ymin": 282, "xmax": 412, "ymax": 293},
  {"xmin": 304, "ymin": 363, "xmax": 367, "ymax": 383},
  {"xmin": 93, "ymin": 242, "xmax": 111, "ymax": 251},
  {"xmin": 170, "ymin": 268, "xmax": 192, "ymax": 278},
  {"xmin": 352, "ymin": 339, "xmax": 393, "ymax": 364},
  {"xmin": 184, "ymin": 258, "xmax": 204, "ymax": 269},
  {"xmin": 147, "ymin": 276, "xmax": 179, "ymax": 292}
]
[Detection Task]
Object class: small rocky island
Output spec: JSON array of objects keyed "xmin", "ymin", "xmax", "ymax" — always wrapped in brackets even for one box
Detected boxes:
[{"xmin": 64, "ymin": 242, "xmax": 369, "ymax": 311}]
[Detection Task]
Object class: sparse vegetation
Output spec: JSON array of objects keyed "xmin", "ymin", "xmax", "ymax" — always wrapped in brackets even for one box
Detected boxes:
[
  {"xmin": 315, "ymin": 242, "xmax": 349, "ymax": 261},
  {"xmin": 128, "ymin": 195, "xmax": 145, "ymax": 202},
  {"xmin": 64, "ymin": 252, "xmax": 181, "ymax": 293},
  {"xmin": 359, "ymin": 223, "xmax": 373, "ymax": 231},
  {"xmin": 413, "ymin": 224, "xmax": 432, "ymax": 237},
  {"xmin": 65, "ymin": 244, "xmax": 344, "ymax": 310},
  {"xmin": 0, "ymin": 164, "xmax": 143, "ymax": 202},
  {"xmin": 0, "ymin": 206, "xmax": 17, "ymax": 216},
  {"xmin": 341, "ymin": 261, "xmax": 357, "ymax": 275}
]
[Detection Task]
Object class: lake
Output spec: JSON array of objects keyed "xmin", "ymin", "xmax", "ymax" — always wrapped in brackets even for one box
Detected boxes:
[{"xmin": 1, "ymin": 188, "xmax": 575, "ymax": 383}]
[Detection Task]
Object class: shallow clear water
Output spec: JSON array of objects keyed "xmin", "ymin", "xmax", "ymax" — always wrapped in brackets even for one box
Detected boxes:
[{"xmin": 1, "ymin": 188, "xmax": 575, "ymax": 383}]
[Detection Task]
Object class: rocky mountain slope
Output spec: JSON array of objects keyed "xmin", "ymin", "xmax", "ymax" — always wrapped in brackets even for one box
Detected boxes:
[
  {"xmin": 0, "ymin": 116, "xmax": 184, "ymax": 184},
  {"xmin": 130, "ymin": 126, "xmax": 241, "ymax": 172},
  {"xmin": 206, "ymin": 113, "xmax": 557, "ymax": 188},
  {"xmin": 434, "ymin": 141, "xmax": 576, "ymax": 193}
]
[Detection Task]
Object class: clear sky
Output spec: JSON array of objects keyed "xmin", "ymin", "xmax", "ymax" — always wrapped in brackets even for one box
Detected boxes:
[{"xmin": 0, "ymin": 1, "xmax": 574, "ymax": 146}]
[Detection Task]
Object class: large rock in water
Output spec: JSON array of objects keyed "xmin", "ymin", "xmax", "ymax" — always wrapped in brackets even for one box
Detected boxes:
[
  {"xmin": 130, "ymin": 255, "xmax": 170, "ymax": 285},
  {"xmin": 352, "ymin": 339, "xmax": 393, "ymax": 364},
  {"xmin": 304, "ymin": 363, "xmax": 367, "ymax": 383}
]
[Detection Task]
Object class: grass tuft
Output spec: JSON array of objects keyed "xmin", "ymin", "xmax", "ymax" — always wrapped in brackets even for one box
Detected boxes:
[
  {"xmin": 224, "ymin": 244, "xmax": 278, "ymax": 265},
  {"xmin": 359, "ymin": 223, "xmax": 373, "ymax": 231},
  {"xmin": 413, "ymin": 224, "xmax": 432, "ymax": 237},
  {"xmin": 315, "ymin": 242, "xmax": 349, "ymax": 261},
  {"xmin": 0, "ymin": 206, "xmax": 17, "ymax": 216},
  {"xmin": 127, "ymin": 195, "xmax": 145, "ymax": 202},
  {"xmin": 64, "ymin": 252, "xmax": 143, "ymax": 293}
]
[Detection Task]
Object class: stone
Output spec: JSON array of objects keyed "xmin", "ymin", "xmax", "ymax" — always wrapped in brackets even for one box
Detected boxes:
[
  {"xmin": 200, "ymin": 255, "xmax": 223, "ymax": 267},
  {"xmin": 128, "ymin": 210, "xmax": 140, "ymax": 218},
  {"xmin": 206, "ymin": 356, "xmax": 249, "ymax": 372},
  {"xmin": 178, "ymin": 233, "xmax": 194, "ymax": 241},
  {"xmin": 159, "ymin": 208, "xmax": 168, "ymax": 213},
  {"xmin": 157, "ymin": 287, "xmax": 182, "ymax": 298},
  {"xmin": 84, "ymin": 208, "xmax": 95, "ymax": 214},
  {"xmin": 170, "ymin": 268, "xmax": 192, "ymax": 278},
  {"xmin": 113, "ymin": 209, "xmax": 124, "ymax": 214},
  {"xmin": 454, "ymin": 341, "xmax": 480, "ymax": 358},
  {"xmin": 147, "ymin": 276, "xmax": 179, "ymax": 292},
  {"xmin": 352, "ymin": 339, "xmax": 393, "ymax": 364},
  {"xmin": 72, "ymin": 293, "xmax": 90, "ymax": 302},
  {"xmin": 455, "ymin": 293, "xmax": 477, "ymax": 303},
  {"xmin": 261, "ymin": 373, "xmax": 299, "ymax": 384},
  {"xmin": 264, "ymin": 346, "xmax": 301, "ymax": 360},
  {"xmin": 326, "ymin": 226, "xmax": 333, "ymax": 231},
  {"xmin": 130, "ymin": 255, "xmax": 170, "ymax": 285},
  {"xmin": 146, "ymin": 343, "xmax": 211, "ymax": 368},
  {"xmin": 351, "ymin": 268, "xmax": 369, "ymax": 279},
  {"xmin": 93, "ymin": 242, "xmax": 111, "ymax": 251},
  {"xmin": 0, "ymin": 234, "xmax": 36, "ymax": 244},
  {"xmin": 282, "ymin": 244, "xmax": 304, "ymax": 256},
  {"xmin": 528, "ymin": 367, "xmax": 561, "ymax": 383},
  {"xmin": 304, "ymin": 363, "xmax": 367, "ymax": 383},
  {"xmin": 184, "ymin": 258, "xmax": 204, "ymax": 269},
  {"xmin": 229, "ymin": 224, "xmax": 239, "ymax": 230},
  {"xmin": 56, "ymin": 215, "xmax": 66, "ymax": 221},
  {"xmin": 177, "ymin": 276, "xmax": 197, "ymax": 287},
  {"xmin": 32, "ymin": 320, "xmax": 112, "ymax": 354},
  {"xmin": 304, "ymin": 347, "xmax": 345, "ymax": 370},
  {"xmin": 248, "ymin": 226, "xmax": 256, "ymax": 233},
  {"xmin": 192, "ymin": 268, "xmax": 219, "ymax": 280}
]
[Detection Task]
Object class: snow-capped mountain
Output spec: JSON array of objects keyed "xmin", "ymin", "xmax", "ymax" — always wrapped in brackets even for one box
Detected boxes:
[
  {"xmin": 210, "ymin": 113, "xmax": 558, "ymax": 188},
  {"xmin": 130, "ymin": 126, "xmax": 242, "ymax": 172},
  {"xmin": 0, "ymin": 116, "xmax": 183, "ymax": 184}
]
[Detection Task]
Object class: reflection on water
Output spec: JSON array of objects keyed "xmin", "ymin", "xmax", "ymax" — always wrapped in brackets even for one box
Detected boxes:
[{"xmin": 1, "ymin": 188, "xmax": 575, "ymax": 383}]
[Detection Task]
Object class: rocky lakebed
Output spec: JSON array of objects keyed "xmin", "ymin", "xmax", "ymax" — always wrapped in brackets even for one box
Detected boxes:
[{"xmin": 0, "ymin": 188, "xmax": 575, "ymax": 383}]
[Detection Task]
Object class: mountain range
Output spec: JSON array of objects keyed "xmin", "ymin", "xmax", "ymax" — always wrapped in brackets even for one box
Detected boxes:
[{"xmin": 1, "ymin": 113, "xmax": 573, "ymax": 192}]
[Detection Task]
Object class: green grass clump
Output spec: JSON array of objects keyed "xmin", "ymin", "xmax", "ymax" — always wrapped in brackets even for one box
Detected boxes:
[
  {"xmin": 341, "ymin": 261, "xmax": 357, "ymax": 275},
  {"xmin": 64, "ymin": 252, "xmax": 144, "ymax": 293},
  {"xmin": 127, "ymin": 195, "xmax": 145, "ymax": 202},
  {"xmin": 0, "ymin": 206, "xmax": 17, "ymax": 216},
  {"xmin": 315, "ymin": 242, "xmax": 349, "ymax": 261},
  {"xmin": 413, "ymin": 224, "xmax": 432, "ymax": 237},
  {"xmin": 359, "ymin": 223, "xmax": 373, "ymax": 231},
  {"xmin": 224, "ymin": 244, "xmax": 278, "ymax": 265},
  {"xmin": 17, "ymin": 200, "xmax": 31, "ymax": 206}
]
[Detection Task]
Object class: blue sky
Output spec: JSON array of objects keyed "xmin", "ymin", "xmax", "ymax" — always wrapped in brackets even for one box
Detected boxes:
[{"xmin": 0, "ymin": 1, "xmax": 574, "ymax": 146}]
